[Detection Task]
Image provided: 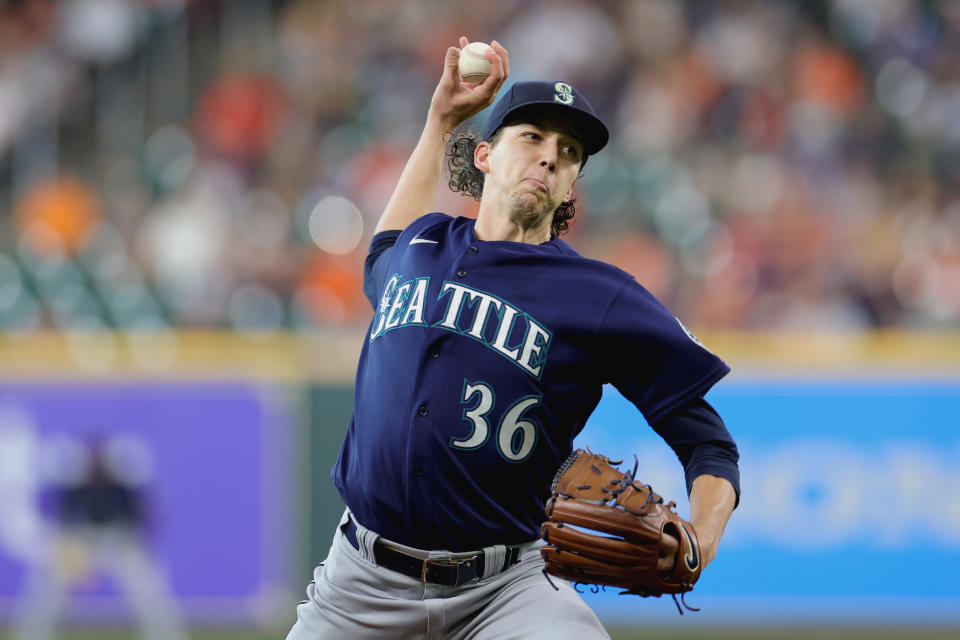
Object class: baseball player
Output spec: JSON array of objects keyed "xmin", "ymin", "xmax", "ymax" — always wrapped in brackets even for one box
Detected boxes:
[
  {"xmin": 286, "ymin": 37, "xmax": 739, "ymax": 639},
  {"xmin": 12, "ymin": 436, "xmax": 188, "ymax": 640}
]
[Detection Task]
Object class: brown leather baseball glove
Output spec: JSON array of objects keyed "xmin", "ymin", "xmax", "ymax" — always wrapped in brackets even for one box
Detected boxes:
[{"xmin": 540, "ymin": 449, "xmax": 702, "ymax": 612}]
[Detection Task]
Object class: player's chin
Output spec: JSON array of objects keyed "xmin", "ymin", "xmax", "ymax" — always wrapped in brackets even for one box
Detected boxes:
[{"xmin": 509, "ymin": 192, "xmax": 555, "ymax": 221}]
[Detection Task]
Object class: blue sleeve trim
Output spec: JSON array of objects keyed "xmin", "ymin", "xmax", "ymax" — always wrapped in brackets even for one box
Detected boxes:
[
  {"xmin": 684, "ymin": 450, "xmax": 741, "ymax": 509},
  {"xmin": 362, "ymin": 230, "xmax": 402, "ymax": 309},
  {"xmin": 652, "ymin": 397, "xmax": 741, "ymax": 508},
  {"xmin": 368, "ymin": 230, "xmax": 402, "ymax": 256}
]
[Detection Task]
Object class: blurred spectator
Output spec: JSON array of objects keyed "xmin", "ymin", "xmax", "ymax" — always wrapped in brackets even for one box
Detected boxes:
[
  {"xmin": 194, "ymin": 72, "xmax": 288, "ymax": 172},
  {"xmin": 0, "ymin": 0, "xmax": 958, "ymax": 333},
  {"xmin": 11, "ymin": 434, "xmax": 188, "ymax": 640},
  {"xmin": 14, "ymin": 173, "xmax": 101, "ymax": 255}
]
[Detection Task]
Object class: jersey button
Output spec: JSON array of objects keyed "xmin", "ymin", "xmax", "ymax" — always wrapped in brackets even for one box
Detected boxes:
[
  {"xmin": 418, "ymin": 405, "xmax": 428, "ymax": 416},
  {"xmin": 414, "ymin": 467, "xmax": 424, "ymax": 477},
  {"xmin": 457, "ymin": 269, "xmax": 467, "ymax": 278},
  {"xmin": 468, "ymin": 246, "xmax": 478, "ymax": 254},
  {"xmin": 430, "ymin": 346, "xmax": 440, "ymax": 358}
]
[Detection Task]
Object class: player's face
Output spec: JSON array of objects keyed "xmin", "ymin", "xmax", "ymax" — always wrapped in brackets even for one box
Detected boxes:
[{"xmin": 476, "ymin": 113, "xmax": 584, "ymax": 229}]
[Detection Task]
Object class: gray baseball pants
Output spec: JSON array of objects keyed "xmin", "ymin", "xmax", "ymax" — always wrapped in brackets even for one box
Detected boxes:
[{"xmin": 285, "ymin": 511, "xmax": 610, "ymax": 639}]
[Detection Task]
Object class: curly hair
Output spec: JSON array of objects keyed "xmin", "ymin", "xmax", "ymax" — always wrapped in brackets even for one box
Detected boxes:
[{"xmin": 445, "ymin": 127, "xmax": 587, "ymax": 237}]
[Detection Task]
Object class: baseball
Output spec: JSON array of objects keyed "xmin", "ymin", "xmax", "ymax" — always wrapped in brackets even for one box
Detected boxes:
[{"xmin": 458, "ymin": 42, "xmax": 493, "ymax": 82}]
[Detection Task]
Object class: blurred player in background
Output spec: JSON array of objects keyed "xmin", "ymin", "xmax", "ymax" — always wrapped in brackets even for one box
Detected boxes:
[
  {"xmin": 287, "ymin": 37, "xmax": 739, "ymax": 639},
  {"xmin": 11, "ymin": 434, "xmax": 188, "ymax": 640}
]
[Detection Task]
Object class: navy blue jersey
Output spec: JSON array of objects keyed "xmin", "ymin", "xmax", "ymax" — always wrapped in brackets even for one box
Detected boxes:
[{"xmin": 332, "ymin": 213, "xmax": 730, "ymax": 551}]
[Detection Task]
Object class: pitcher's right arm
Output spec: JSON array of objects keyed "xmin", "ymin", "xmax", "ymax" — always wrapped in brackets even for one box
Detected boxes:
[{"xmin": 373, "ymin": 37, "xmax": 509, "ymax": 235}]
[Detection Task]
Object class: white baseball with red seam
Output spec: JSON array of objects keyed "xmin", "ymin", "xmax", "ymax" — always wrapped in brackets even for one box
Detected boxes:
[{"xmin": 458, "ymin": 42, "xmax": 493, "ymax": 82}]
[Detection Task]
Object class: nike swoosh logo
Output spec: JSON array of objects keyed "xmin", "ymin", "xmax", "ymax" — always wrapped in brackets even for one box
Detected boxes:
[
  {"xmin": 679, "ymin": 523, "xmax": 700, "ymax": 572},
  {"xmin": 409, "ymin": 235, "xmax": 438, "ymax": 245}
]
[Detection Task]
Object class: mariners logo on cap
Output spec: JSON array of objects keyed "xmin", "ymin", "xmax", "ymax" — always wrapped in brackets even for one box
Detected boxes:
[{"xmin": 553, "ymin": 82, "xmax": 574, "ymax": 105}]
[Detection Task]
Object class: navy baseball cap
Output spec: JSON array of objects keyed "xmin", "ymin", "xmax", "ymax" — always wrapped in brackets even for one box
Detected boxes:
[{"xmin": 482, "ymin": 81, "xmax": 609, "ymax": 156}]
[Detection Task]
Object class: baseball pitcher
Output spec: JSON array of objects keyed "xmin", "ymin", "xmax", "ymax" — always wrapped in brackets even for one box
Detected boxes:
[{"xmin": 286, "ymin": 37, "xmax": 740, "ymax": 640}]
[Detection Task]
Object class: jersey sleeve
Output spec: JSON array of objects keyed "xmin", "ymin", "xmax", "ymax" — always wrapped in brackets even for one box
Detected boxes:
[
  {"xmin": 651, "ymin": 397, "xmax": 740, "ymax": 507},
  {"xmin": 362, "ymin": 230, "xmax": 402, "ymax": 309},
  {"xmin": 597, "ymin": 279, "xmax": 730, "ymax": 424},
  {"xmin": 361, "ymin": 213, "xmax": 453, "ymax": 309}
]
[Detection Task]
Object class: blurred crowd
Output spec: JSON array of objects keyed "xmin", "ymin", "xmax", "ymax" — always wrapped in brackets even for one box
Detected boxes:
[{"xmin": 1, "ymin": 0, "xmax": 959, "ymax": 335}]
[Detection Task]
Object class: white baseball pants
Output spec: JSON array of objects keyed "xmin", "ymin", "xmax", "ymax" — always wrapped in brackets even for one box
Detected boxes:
[{"xmin": 285, "ymin": 511, "xmax": 610, "ymax": 640}]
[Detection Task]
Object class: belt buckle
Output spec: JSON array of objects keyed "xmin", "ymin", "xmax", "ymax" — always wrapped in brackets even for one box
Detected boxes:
[
  {"xmin": 420, "ymin": 555, "xmax": 477, "ymax": 586},
  {"xmin": 420, "ymin": 558, "xmax": 434, "ymax": 584},
  {"xmin": 421, "ymin": 557, "xmax": 457, "ymax": 585},
  {"xmin": 421, "ymin": 558, "xmax": 457, "ymax": 585}
]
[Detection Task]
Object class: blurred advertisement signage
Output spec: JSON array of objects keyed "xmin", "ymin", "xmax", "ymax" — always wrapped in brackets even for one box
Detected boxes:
[
  {"xmin": 0, "ymin": 383, "xmax": 296, "ymax": 626},
  {"xmin": 575, "ymin": 380, "xmax": 960, "ymax": 625}
]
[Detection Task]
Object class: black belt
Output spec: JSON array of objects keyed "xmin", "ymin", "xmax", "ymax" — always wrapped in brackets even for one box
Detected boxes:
[{"xmin": 342, "ymin": 518, "xmax": 523, "ymax": 587}]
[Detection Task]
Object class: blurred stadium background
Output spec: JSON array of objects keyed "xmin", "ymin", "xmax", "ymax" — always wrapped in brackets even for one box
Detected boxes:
[{"xmin": 0, "ymin": 0, "xmax": 957, "ymax": 638}]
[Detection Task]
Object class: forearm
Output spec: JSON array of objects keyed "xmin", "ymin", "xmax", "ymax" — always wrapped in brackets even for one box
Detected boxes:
[
  {"xmin": 374, "ymin": 113, "xmax": 455, "ymax": 235},
  {"xmin": 373, "ymin": 39, "xmax": 507, "ymax": 235},
  {"xmin": 689, "ymin": 473, "xmax": 736, "ymax": 568}
]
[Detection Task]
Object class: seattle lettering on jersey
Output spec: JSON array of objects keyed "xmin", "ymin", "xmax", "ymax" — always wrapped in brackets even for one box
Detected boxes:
[{"xmin": 370, "ymin": 275, "xmax": 552, "ymax": 379}]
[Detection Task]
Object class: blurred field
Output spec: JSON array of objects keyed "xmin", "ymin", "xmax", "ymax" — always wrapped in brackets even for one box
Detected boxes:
[
  {"xmin": 610, "ymin": 630, "xmax": 960, "ymax": 640},
  {"xmin": 612, "ymin": 630, "xmax": 960, "ymax": 640},
  {"xmin": 2, "ymin": 627, "xmax": 958, "ymax": 640},
  {"xmin": 0, "ymin": 633, "xmax": 273, "ymax": 640}
]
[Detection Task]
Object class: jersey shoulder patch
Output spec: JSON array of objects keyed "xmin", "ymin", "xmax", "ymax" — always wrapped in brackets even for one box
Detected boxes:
[{"xmin": 675, "ymin": 317, "xmax": 713, "ymax": 353}]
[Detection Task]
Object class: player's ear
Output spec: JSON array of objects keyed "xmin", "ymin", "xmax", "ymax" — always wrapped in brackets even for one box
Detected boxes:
[
  {"xmin": 474, "ymin": 140, "xmax": 492, "ymax": 173},
  {"xmin": 562, "ymin": 178, "xmax": 577, "ymax": 204}
]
